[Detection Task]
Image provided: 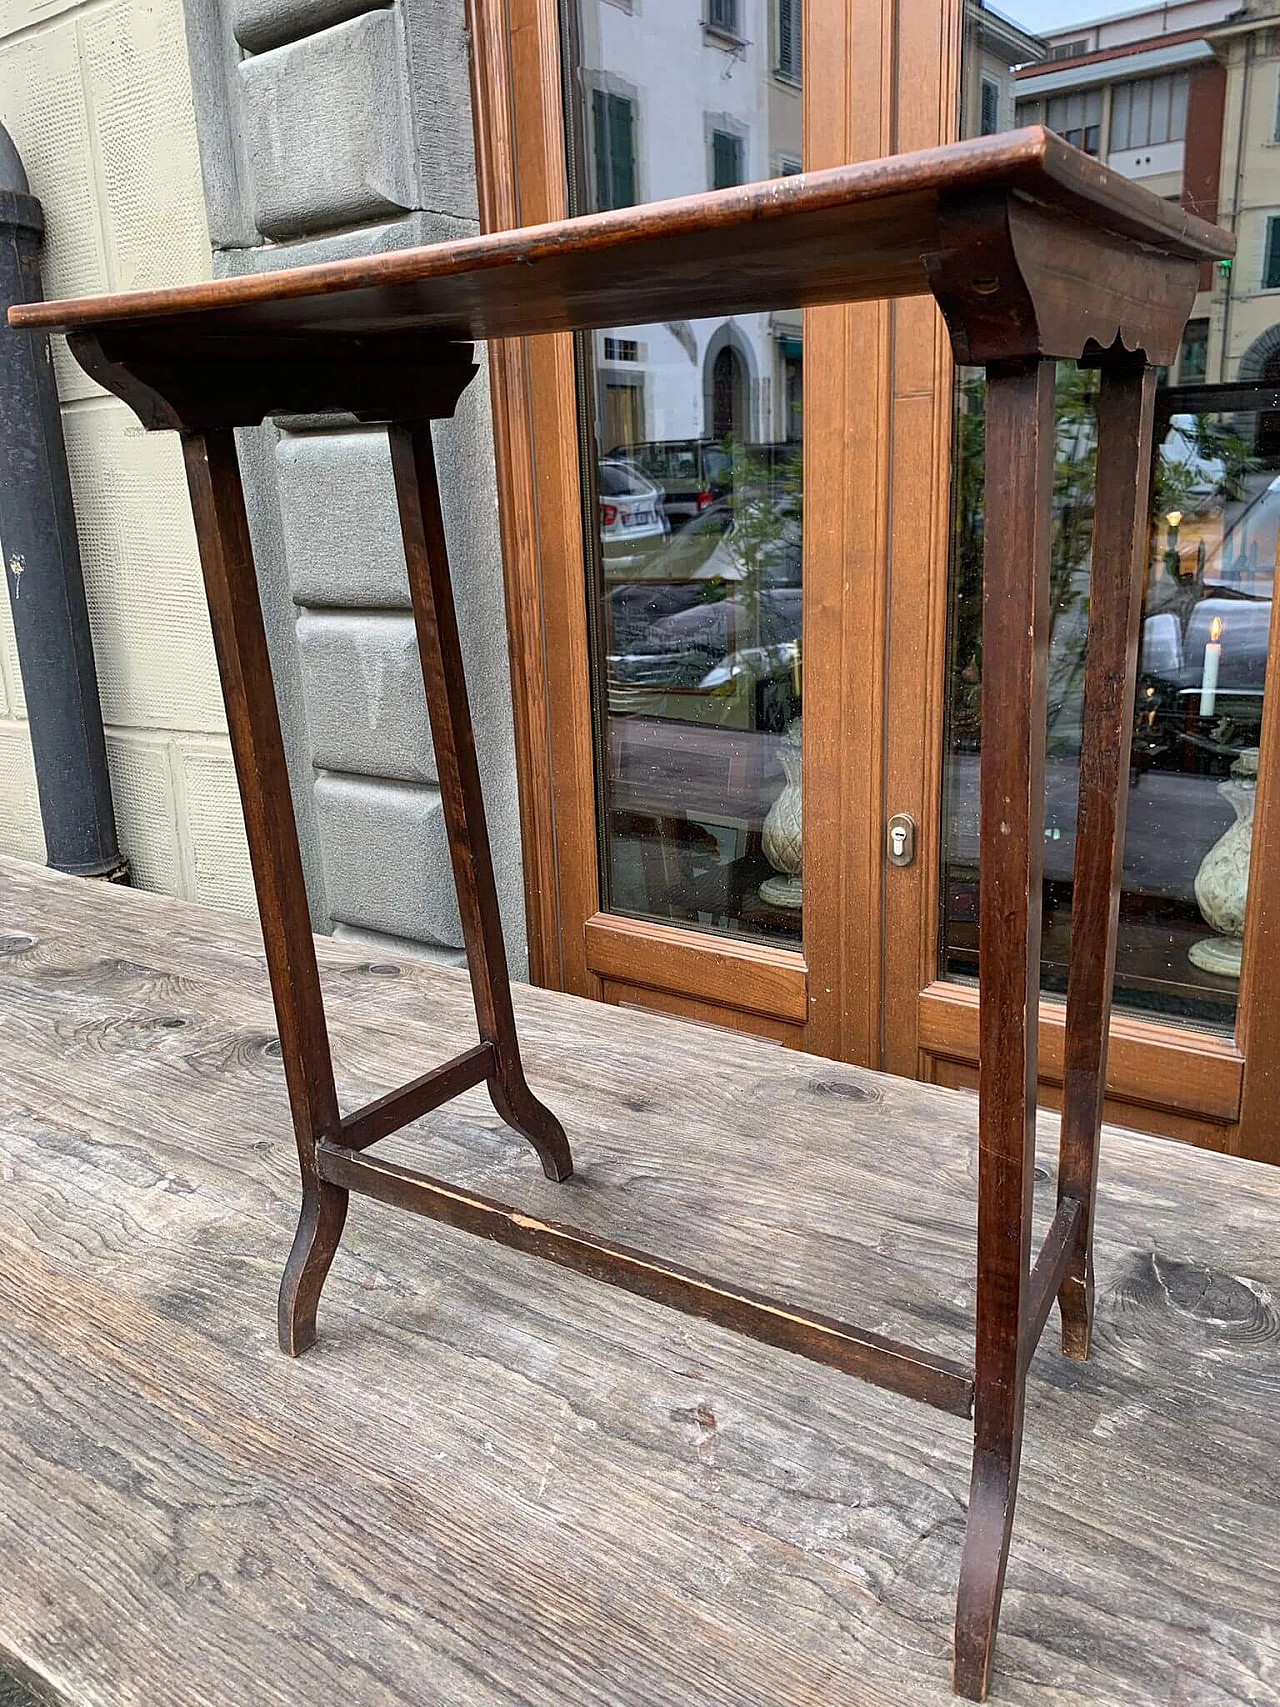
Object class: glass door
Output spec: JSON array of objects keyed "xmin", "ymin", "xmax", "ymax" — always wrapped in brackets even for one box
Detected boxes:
[
  {"xmin": 471, "ymin": 0, "xmax": 892, "ymax": 1054},
  {"xmin": 940, "ymin": 370, "xmax": 1273, "ymax": 1032},
  {"xmin": 562, "ymin": 0, "xmax": 806, "ymax": 953},
  {"xmin": 881, "ymin": 0, "xmax": 1280, "ymax": 1158}
]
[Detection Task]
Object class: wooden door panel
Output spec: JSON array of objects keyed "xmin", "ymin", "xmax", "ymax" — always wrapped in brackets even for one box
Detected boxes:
[{"xmin": 471, "ymin": 0, "xmax": 1280, "ymax": 1163}]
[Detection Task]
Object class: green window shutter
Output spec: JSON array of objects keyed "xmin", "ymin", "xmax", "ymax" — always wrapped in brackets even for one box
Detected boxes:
[
  {"xmin": 593, "ymin": 90, "xmax": 635, "ymax": 210},
  {"xmin": 608, "ymin": 94, "xmax": 636, "ymax": 208},
  {"xmin": 778, "ymin": 0, "xmax": 801, "ymax": 80},
  {"xmin": 1266, "ymin": 220, "xmax": 1280, "ymax": 291},
  {"xmin": 712, "ymin": 129, "xmax": 742, "ymax": 190},
  {"xmin": 592, "ymin": 88, "xmax": 609, "ymax": 211}
]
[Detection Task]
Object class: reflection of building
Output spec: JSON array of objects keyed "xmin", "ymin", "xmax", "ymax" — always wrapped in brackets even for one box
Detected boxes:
[
  {"xmin": 574, "ymin": 0, "xmax": 802, "ymax": 448},
  {"xmin": 962, "ymin": 1, "xmax": 1045, "ymax": 137},
  {"xmin": 1014, "ymin": 1, "xmax": 1280, "ymax": 399},
  {"xmin": 1015, "ymin": 0, "xmax": 1235, "ymax": 386},
  {"xmin": 1204, "ymin": 7, "xmax": 1280, "ymax": 397}
]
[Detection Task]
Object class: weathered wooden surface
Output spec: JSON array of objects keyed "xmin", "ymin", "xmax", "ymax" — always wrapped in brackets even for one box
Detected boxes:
[{"xmin": 0, "ymin": 857, "xmax": 1276, "ymax": 1705}]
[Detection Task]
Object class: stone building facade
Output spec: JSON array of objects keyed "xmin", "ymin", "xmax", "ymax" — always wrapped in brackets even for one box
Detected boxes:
[{"xmin": 0, "ymin": 0, "xmax": 527, "ymax": 968}]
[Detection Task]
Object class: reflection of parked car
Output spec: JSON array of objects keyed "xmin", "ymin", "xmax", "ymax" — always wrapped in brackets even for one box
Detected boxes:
[
  {"xmin": 1132, "ymin": 466, "xmax": 1275, "ymax": 764},
  {"xmin": 607, "ymin": 440, "xmax": 732, "ymax": 522},
  {"xmin": 612, "ymin": 500, "xmax": 801, "ymax": 587},
  {"xmin": 598, "ymin": 459, "xmax": 668, "ymax": 570},
  {"xmin": 605, "ymin": 571, "xmax": 800, "ymax": 729}
]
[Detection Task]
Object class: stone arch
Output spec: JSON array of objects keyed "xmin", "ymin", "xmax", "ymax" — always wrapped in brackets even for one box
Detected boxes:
[
  {"xmin": 701, "ymin": 321, "xmax": 759, "ymax": 444},
  {"xmin": 1236, "ymin": 321, "xmax": 1280, "ymax": 383},
  {"xmin": 1231, "ymin": 323, "xmax": 1280, "ymax": 456}
]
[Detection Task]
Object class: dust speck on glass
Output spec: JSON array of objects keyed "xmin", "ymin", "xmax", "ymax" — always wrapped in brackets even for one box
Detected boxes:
[
  {"xmin": 560, "ymin": 0, "xmax": 804, "ymax": 948},
  {"xmin": 946, "ymin": 7, "xmax": 1272, "ymax": 1031}
]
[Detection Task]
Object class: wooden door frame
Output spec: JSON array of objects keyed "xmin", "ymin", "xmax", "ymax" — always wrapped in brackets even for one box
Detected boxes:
[
  {"xmin": 877, "ymin": 1, "xmax": 1277, "ymax": 1163},
  {"xmin": 465, "ymin": 0, "xmax": 896, "ymax": 1058},
  {"xmin": 468, "ymin": 0, "xmax": 1280, "ymax": 1160}
]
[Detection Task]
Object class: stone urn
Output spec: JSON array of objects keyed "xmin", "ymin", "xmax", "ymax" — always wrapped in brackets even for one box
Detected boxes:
[
  {"xmin": 1189, "ymin": 747, "xmax": 1258, "ymax": 980},
  {"xmin": 760, "ymin": 718, "xmax": 802, "ymax": 909}
]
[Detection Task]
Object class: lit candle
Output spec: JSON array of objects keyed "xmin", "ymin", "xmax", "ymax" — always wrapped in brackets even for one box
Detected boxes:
[
  {"xmin": 1199, "ymin": 615, "xmax": 1223, "ymax": 717},
  {"xmin": 1164, "ymin": 510, "xmax": 1183, "ymax": 580}
]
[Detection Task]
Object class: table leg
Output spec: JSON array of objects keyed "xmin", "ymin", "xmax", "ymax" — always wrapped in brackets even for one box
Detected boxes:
[
  {"xmin": 182, "ymin": 430, "xmax": 347, "ymax": 1357},
  {"xmin": 1057, "ymin": 360, "xmax": 1156, "ymax": 1357},
  {"xmin": 954, "ymin": 358, "xmax": 1055, "ymax": 1702},
  {"xmin": 388, "ymin": 421, "xmax": 573, "ymax": 1183}
]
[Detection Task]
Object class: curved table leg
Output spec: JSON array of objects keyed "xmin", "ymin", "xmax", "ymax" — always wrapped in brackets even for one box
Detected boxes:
[
  {"xmin": 389, "ymin": 420, "xmax": 573, "ymax": 1184},
  {"xmin": 278, "ymin": 1181, "xmax": 350, "ymax": 1356},
  {"xmin": 953, "ymin": 358, "xmax": 1055, "ymax": 1700},
  {"xmin": 955, "ymin": 1436, "xmax": 1026, "ymax": 1702},
  {"xmin": 183, "ymin": 430, "xmax": 347, "ymax": 1358},
  {"xmin": 1057, "ymin": 358, "xmax": 1157, "ymax": 1360}
]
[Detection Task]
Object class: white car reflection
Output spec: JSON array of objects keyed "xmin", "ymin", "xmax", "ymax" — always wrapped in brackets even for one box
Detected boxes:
[{"xmin": 598, "ymin": 458, "xmax": 669, "ymax": 570}]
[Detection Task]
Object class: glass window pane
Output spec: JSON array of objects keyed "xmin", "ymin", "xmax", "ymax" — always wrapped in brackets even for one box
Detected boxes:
[
  {"xmin": 1132, "ymin": 78, "xmax": 1152, "ymax": 148},
  {"xmin": 1112, "ymin": 83, "xmax": 1132, "ymax": 152},
  {"xmin": 1150, "ymin": 75, "xmax": 1171, "ymax": 147},
  {"xmin": 565, "ymin": 2, "xmax": 804, "ymax": 948},
  {"xmin": 1170, "ymin": 73, "xmax": 1189, "ymax": 144},
  {"xmin": 981, "ymin": 79, "xmax": 1000, "ymax": 136},
  {"xmin": 940, "ymin": 373, "xmax": 1275, "ymax": 1031}
]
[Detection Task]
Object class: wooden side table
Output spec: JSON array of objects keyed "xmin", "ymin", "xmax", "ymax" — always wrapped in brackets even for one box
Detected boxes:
[{"xmin": 12, "ymin": 127, "xmax": 1231, "ymax": 1700}]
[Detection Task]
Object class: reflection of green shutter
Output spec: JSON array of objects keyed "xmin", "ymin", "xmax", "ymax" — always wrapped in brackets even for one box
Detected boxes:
[
  {"xmin": 1267, "ymin": 218, "xmax": 1280, "ymax": 291},
  {"xmin": 593, "ymin": 89, "xmax": 635, "ymax": 210},
  {"xmin": 610, "ymin": 95, "xmax": 635, "ymax": 207},
  {"xmin": 778, "ymin": 0, "xmax": 799, "ymax": 79},
  {"xmin": 778, "ymin": 336, "xmax": 803, "ymax": 359},
  {"xmin": 592, "ymin": 89, "xmax": 607, "ymax": 210},
  {"xmin": 713, "ymin": 130, "xmax": 741, "ymax": 190}
]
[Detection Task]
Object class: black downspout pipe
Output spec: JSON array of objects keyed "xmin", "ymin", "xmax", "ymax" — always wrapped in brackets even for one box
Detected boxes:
[{"xmin": 0, "ymin": 123, "xmax": 127, "ymax": 882}]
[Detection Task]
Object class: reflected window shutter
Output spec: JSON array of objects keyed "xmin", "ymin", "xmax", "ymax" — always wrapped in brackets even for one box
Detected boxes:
[
  {"xmin": 1266, "ymin": 219, "xmax": 1280, "ymax": 290},
  {"xmin": 610, "ymin": 94, "xmax": 636, "ymax": 208},
  {"xmin": 778, "ymin": 0, "xmax": 795, "ymax": 78},
  {"xmin": 713, "ymin": 130, "xmax": 741, "ymax": 189},
  {"xmin": 592, "ymin": 88, "xmax": 610, "ymax": 210}
]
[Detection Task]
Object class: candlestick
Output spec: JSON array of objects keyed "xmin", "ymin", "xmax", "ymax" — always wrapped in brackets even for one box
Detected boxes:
[
  {"xmin": 1164, "ymin": 510, "xmax": 1182, "ymax": 581},
  {"xmin": 1199, "ymin": 614, "xmax": 1223, "ymax": 717}
]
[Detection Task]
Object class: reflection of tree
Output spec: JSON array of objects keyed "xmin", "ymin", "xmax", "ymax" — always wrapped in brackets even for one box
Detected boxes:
[
  {"xmin": 949, "ymin": 366, "xmax": 1097, "ymax": 750},
  {"xmin": 708, "ymin": 436, "xmax": 803, "ymax": 723},
  {"xmin": 947, "ymin": 371, "xmax": 1259, "ymax": 757},
  {"xmin": 1156, "ymin": 414, "xmax": 1257, "ymax": 513}
]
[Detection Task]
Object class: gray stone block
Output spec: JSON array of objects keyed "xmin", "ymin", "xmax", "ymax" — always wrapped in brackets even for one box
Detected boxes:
[
  {"xmin": 178, "ymin": 0, "xmax": 260, "ymax": 248},
  {"xmin": 211, "ymin": 209, "xmax": 475, "ymax": 278},
  {"xmin": 296, "ymin": 608, "xmax": 434, "ymax": 783},
  {"xmin": 277, "ymin": 429, "xmax": 410, "ymax": 609},
  {"xmin": 232, "ymin": 0, "xmax": 384, "ymax": 56},
  {"xmin": 178, "ymin": 0, "xmax": 529, "ymax": 976},
  {"xmin": 237, "ymin": 11, "xmax": 414, "ymax": 240},
  {"xmin": 400, "ymin": 0, "xmax": 478, "ymax": 221},
  {"xmin": 313, "ymin": 770, "xmax": 461, "ymax": 946},
  {"xmin": 234, "ymin": 423, "xmax": 333, "ymax": 930},
  {"xmin": 331, "ymin": 920, "xmax": 465, "ymax": 966}
]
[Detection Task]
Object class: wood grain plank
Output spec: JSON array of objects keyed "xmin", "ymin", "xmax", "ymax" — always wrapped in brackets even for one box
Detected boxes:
[{"xmin": 0, "ymin": 858, "xmax": 1276, "ymax": 1707}]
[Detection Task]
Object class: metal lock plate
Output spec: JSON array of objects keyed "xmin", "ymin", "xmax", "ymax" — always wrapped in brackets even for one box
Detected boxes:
[{"xmin": 887, "ymin": 812, "xmax": 915, "ymax": 868}]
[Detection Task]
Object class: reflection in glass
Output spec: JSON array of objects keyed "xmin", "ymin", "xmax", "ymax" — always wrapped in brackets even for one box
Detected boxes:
[
  {"xmin": 947, "ymin": 1, "xmax": 1274, "ymax": 1030},
  {"xmin": 564, "ymin": 1, "xmax": 804, "ymax": 947},
  {"xmin": 941, "ymin": 375, "xmax": 1272, "ymax": 1029}
]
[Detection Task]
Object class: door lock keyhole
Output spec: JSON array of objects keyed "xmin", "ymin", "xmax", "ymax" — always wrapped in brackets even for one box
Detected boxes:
[{"xmin": 887, "ymin": 813, "xmax": 915, "ymax": 867}]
